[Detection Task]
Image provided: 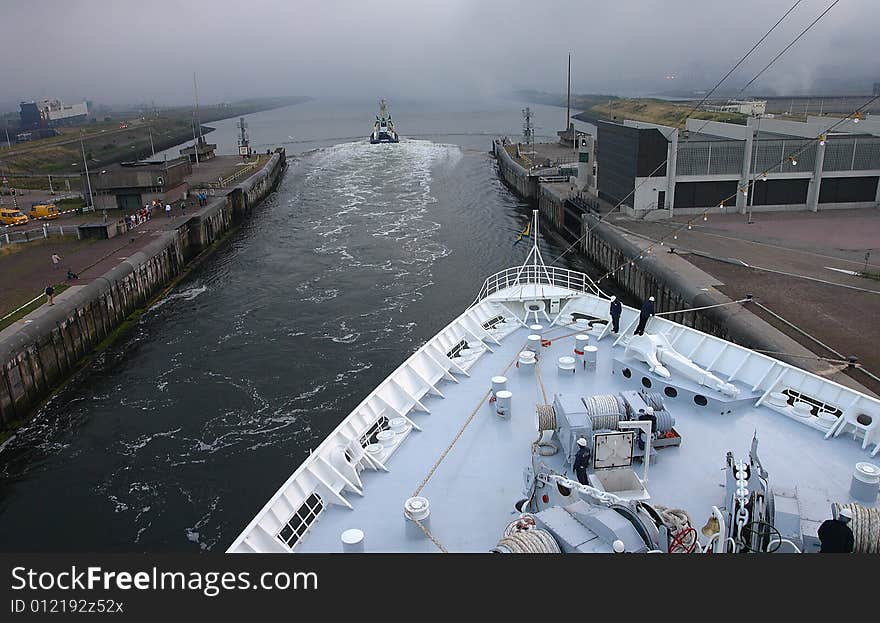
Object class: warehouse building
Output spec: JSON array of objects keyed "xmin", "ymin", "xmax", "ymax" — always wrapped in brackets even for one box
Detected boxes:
[
  {"xmin": 83, "ymin": 158, "xmax": 192, "ymax": 211},
  {"xmin": 596, "ymin": 114, "xmax": 880, "ymax": 218}
]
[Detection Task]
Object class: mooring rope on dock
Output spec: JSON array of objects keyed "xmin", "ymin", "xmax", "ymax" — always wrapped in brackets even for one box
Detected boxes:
[
  {"xmin": 655, "ymin": 297, "xmax": 752, "ymax": 316},
  {"xmin": 751, "ymin": 300, "xmax": 880, "ymax": 385}
]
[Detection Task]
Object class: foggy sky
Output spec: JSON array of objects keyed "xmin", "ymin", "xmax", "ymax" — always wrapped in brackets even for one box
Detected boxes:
[{"xmin": 5, "ymin": 0, "xmax": 878, "ymax": 108}]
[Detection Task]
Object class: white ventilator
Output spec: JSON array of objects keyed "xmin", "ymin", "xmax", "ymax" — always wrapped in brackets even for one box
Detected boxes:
[
  {"xmin": 574, "ymin": 334, "xmax": 590, "ymax": 367},
  {"xmin": 625, "ymin": 333, "xmax": 740, "ymax": 397}
]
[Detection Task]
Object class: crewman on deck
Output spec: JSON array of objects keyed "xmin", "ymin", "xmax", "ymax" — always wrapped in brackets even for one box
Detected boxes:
[
  {"xmin": 634, "ymin": 296, "xmax": 655, "ymax": 336},
  {"xmin": 818, "ymin": 507, "xmax": 855, "ymax": 553},
  {"xmin": 609, "ymin": 296, "xmax": 622, "ymax": 333},
  {"xmin": 573, "ymin": 437, "xmax": 591, "ymax": 485}
]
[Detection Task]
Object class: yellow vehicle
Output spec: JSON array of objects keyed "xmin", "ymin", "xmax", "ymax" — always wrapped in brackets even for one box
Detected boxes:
[
  {"xmin": 29, "ymin": 202, "xmax": 60, "ymax": 220},
  {"xmin": 0, "ymin": 208, "xmax": 29, "ymax": 226}
]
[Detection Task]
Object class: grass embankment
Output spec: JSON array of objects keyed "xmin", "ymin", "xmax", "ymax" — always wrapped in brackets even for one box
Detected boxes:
[
  {"xmin": 55, "ymin": 197, "xmax": 85, "ymax": 210},
  {"xmin": 515, "ymin": 90, "xmax": 747, "ymax": 128},
  {"xmin": 590, "ymin": 99, "xmax": 746, "ymax": 127},
  {"xmin": 2, "ymin": 117, "xmax": 195, "ymax": 177},
  {"xmin": 0, "ymin": 282, "xmax": 70, "ymax": 331},
  {"xmin": 1, "ymin": 96, "xmax": 310, "ymax": 189}
]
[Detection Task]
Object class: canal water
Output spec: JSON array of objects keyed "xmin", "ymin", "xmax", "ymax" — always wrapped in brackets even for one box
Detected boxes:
[{"xmin": 0, "ymin": 98, "xmax": 610, "ymax": 551}]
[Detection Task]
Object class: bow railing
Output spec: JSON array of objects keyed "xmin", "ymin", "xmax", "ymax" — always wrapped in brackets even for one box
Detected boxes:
[{"xmin": 471, "ymin": 265, "xmax": 601, "ymax": 306}]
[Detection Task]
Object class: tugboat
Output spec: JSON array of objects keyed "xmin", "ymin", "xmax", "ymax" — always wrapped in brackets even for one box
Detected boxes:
[{"xmin": 369, "ymin": 98, "xmax": 399, "ymax": 144}]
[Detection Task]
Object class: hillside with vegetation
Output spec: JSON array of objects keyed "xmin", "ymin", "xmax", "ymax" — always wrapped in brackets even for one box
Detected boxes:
[{"xmin": 516, "ymin": 89, "xmax": 747, "ymax": 128}]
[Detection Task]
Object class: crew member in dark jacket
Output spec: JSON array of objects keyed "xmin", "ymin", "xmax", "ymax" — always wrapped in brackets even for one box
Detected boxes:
[
  {"xmin": 818, "ymin": 507, "xmax": 854, "ymax": 553},
  {"xmin": 609, "ymin": 296, "xmax": 622, "ymax": 333},
  {"xmin": 573, "ymin": 437, "xmax": 591, "ymax": 485},
  {"xmin": 634, "ymin": 296, "xmax": 655, "ymax": 336}
]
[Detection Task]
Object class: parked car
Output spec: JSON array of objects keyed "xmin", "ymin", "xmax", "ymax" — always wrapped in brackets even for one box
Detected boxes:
[
  {"xmin": 0, "ymin": 208, "xmax": 28, "ymax": 226},
  {"xmin": 29, "ymin": 203, "xmax": 59, "ymax": 220}
]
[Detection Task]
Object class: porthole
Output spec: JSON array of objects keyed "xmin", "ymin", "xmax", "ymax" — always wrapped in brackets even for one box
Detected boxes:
[
  {"xmin": 557, "ymin": 482, "xmax": 572, "ymax": 497},
  {"xmin": 622, "ymin": 368, "xmax": 632, "ymax": 379},
  {"xmin": 664, "ymin": 386, "xmax": 678, "ymax": 399},
  {"xmin": 857, "ymin": 413, "xmax": 873, "ymax": 426},
  {"xmin": 641, "ymin": 377, "xmax": 652, "ymax": 389},
  {"xmin": 694, "ymin": 394, "xmax": 708, "ymax": 407}
]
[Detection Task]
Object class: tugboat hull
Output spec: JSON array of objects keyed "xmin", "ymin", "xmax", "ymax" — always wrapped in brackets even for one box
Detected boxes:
[
  {"xmin": 370, "ymin": 132, "xmax": 400, "ymax": 144},
  {"xmin": 369, "ymin": 98, "xmax": 400, "ymax": 144}
]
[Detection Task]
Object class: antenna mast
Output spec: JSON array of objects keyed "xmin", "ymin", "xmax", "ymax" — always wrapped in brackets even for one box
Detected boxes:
[
  {"xmin": 565, "ymin": 54, "xmax": 574, "ymax": 132},
  {"xmin": 238, "ymin": 117, "xmax": 250, "ymax": 159},
  {"xmin": 522, "ymin": 107, "xmax": 534, "ymax": 158}
]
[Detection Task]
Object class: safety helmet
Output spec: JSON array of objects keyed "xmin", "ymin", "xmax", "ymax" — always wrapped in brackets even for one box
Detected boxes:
[
  {"xmin": 838, "ymin": 507, "xmax": 853, "ymax": 521},
  {"xmin": 649, "ymin": 296, "xmax": 655, "ymax": 301},
  {"xmin": 577, "ymin": 437, "xmax": 588, "ymax": 447}
]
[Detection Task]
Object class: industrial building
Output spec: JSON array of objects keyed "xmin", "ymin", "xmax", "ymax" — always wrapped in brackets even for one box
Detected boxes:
[
  {"xmin": 19, "ymin": 99, "xmax": 89, "ymax": 129},
  {"xmin": 596, "ymin": 114, "xmax": 880, "ymax": 218},
  {"xmin": 83, "ymin": 157, "xmax": 192, "ymax": 211},
  {"xmin": 702, "ymin": 99, "xmax": 767, "ymax": 116}
]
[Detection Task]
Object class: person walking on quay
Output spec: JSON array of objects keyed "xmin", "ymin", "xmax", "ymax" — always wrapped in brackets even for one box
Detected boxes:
[
  {"xmin": 634, "ymin": 296, "xmax": 655, "ymax": 336},
  {"xmin": 45, "ymin": 285, "xmax": 55, "ymax": 306},
  {"xmin": 51, "ymin": 253, "xmax": 62, "ymax": 269},
  {"xmin": 609, "ymin": 295, "xmax": 622, "ymax": 333},
  {"xmin": 165, "ymin": 203, "xmax": 172, "ymax": 218}
]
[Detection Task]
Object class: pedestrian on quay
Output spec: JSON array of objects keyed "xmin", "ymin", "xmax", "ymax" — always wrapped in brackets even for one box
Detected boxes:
[
  {"xmin": 609, "ymin": 295, "xmax": 622, "ymax": 333},
  {"xmin": 51, "ymin": 253, "xmax": 62, "ymax": 269},
  {"xmin": 180, "ymin": 199, "xmax": 187, "ymax": 213},
  {"xmin": 165, "ymin": 203, "xmax": 172, "ymax": 218},
  {"xmin": 634, "ymin": 296, "xmax": 655, "ymax": 336},
  {"xmin": 66, "ymin": 269, "xmax": 79, "ymax": 280},
  {"xmin": 45, "ymin": 285, "xmax": 55, "ymax": 306}
]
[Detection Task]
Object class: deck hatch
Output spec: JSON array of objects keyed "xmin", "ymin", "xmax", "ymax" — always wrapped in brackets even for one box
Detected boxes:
[{"xmin": 277, "ymin": 493, "xmax": 324, "ymax": 550}]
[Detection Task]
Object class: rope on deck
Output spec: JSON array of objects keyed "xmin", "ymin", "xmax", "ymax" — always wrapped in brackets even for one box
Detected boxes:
[
  {"xmin": 534, "ymin": 355, "xmax": 549, "ymax": 405},
  {"xmin": 412, "ymin": 518, "xmax": 448, "ymax": 554},
  {"xmin": 412, "ymin": 340, "xmax": 528, "ymax": 498}
]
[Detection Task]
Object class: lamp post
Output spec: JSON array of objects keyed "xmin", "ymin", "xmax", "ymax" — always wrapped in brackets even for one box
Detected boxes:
[
  {"xmin": 80, "ymin": 135, "xmax": 94, "ymax": 209},
  {"xmin": 747, "ymin": 116, "xmax": 762, "ymax": 225}
]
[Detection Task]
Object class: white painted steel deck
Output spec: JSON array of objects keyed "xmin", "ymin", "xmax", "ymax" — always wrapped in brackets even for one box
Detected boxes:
[{"xmin": 228, "ymin": 271, "xmax": 880, "ymax": 553}]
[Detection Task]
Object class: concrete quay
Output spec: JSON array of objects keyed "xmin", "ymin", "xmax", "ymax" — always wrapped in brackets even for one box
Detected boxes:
[{"xmin": 0, "ymin": 149, "xmax": 287, "ymax": 433}]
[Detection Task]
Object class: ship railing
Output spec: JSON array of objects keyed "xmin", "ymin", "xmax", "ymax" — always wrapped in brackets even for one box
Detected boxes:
[{"xmin": 471, "ymin": 265, "xmax": 602, "ymax": 306}]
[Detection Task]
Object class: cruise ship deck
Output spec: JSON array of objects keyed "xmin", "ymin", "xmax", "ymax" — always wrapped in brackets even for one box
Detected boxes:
[{"xmin": 297, "ymin": 318, "xmax": 878, "ymax": 553}]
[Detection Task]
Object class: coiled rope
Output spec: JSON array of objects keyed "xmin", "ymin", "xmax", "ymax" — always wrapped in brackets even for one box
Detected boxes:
[
  {"xmin": 493, "ymin": 517, "xmax": 561, "ymax": 553},
  {"xmin": 533, "ymin": 404, "xmax": 559, "ymax": 456},
  {"xmin": 655, "ymin": 505, "xmax": 698, "ymax": 553},
  {"xmin": 839, "ymin": 503, "xmax": 880, "ymax": 553},
  {"xmin": 536, "ymin": 404, "xmax": 557, "ymax": 431}
]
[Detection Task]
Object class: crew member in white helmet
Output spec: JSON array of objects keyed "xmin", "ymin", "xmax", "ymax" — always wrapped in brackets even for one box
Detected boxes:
[
  {"xmin": 573, "ymin": 437, "xmax": 591, "ymax": 485},
  {"xmin": 634, "ymin": 296, "xmax": 655, "ymax": 336},
  {"xmin": 609, "ymin": 296, "xmax": 622, "ymax": 333}
]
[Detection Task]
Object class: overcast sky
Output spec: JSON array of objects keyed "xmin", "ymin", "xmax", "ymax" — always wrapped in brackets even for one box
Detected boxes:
[{"xmin": 5, "ymin": 0, "xmax": 878, "ymax": 107}]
